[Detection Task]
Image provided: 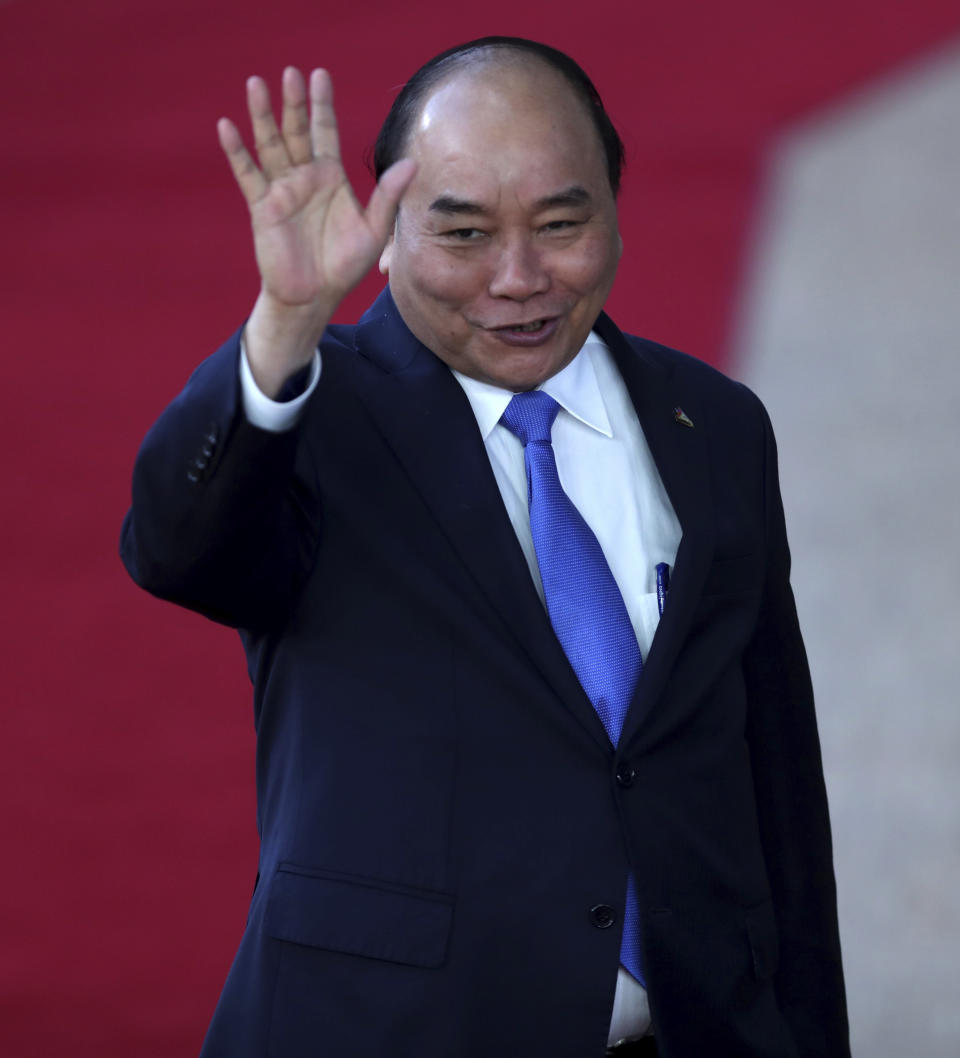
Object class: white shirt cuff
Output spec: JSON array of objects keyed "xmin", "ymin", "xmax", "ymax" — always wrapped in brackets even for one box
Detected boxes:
[{"xmin": 239, "ymin": 339, "xmax": 322, "ymax": 433}]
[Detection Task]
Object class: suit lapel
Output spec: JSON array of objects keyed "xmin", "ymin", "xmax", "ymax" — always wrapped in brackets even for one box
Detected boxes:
[
  {"xmin": 351, "ymin": 290, "xmax": 611, "ymax": 752},
  {"xmin": 594, "ymin": 315, "xmax": 717, "ymax": 747}
]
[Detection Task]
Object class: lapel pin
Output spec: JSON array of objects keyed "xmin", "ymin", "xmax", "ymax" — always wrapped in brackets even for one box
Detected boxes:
[{"xmin": 673, "ymin": 407, "xmax": 694, "ymax": 428}]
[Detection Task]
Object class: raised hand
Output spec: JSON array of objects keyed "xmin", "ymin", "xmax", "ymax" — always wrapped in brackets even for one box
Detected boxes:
[{"xmin": 217, "ymin": 67, "xmax": 416, "ymax": 396}]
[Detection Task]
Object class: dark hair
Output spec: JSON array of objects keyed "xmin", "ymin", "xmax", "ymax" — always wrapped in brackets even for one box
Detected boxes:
[{"xmin": 372, "ymin": 36, "xmax": 625, "ymax": 196}]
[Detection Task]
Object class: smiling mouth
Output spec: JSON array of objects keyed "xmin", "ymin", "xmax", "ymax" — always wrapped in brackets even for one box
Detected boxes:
[
  {"xmin": 483, "ymin": 316, "xmax": 563, "ymax": 348},
  {"xmin": 494, "ymin": 319, "xmax": 550, "ymax": 333}
]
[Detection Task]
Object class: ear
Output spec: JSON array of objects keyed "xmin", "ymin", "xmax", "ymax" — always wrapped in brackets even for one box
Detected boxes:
[{"xmin": 379, "ymin": 231, "xmax": 395, "ymax": 276}]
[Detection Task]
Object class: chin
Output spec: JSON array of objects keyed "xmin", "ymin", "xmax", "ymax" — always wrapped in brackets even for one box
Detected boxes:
[
  {"xmin": 498, "ymin": 352, "xmax": 572, "ymax": 392},
  {"xmin": 473, "ymin": 358, "xmax": 547, "ymax": 392}
]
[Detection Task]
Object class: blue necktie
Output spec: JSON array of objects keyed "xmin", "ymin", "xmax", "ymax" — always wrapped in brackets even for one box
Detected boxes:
[{"xmin": 500, "ymin": 390, "xmax": 645, "ymax": 985}]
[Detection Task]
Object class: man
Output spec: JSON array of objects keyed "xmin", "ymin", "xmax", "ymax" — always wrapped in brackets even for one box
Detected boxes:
[{"xmin": 121, "ymin": 37, "xmax": 848, "ymax": 1058}]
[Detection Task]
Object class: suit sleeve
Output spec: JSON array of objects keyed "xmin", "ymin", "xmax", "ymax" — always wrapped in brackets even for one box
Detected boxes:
[
  {"xmin": 119, "ymin": 328, "xmax": 322, "ymax": 631},
  {"xmin": 742, "ymin": 403, "xmax": 850, "ymax": 1057}
]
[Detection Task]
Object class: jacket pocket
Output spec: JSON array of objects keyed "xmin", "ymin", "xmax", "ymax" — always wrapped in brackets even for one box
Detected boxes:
[
  {"xmin": 264, "ymin": 863, "xmax": 454, "ymax": 969},
  {"xmin": 744, "ymin": 899, "xmax": 780, "ymax": 981}
]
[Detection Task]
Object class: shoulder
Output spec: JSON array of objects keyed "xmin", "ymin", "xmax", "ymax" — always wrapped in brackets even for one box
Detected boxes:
[
  {"xmin": 321, "ymin": 322, "xmax": 357, "ymax": 353},
  {"xmin": 597, "ymin": 316, "xmax": 777, "ymax": 464},
  {"xmin": 622, "ymin": 328, "xmax": 764, "ymax": 411}
]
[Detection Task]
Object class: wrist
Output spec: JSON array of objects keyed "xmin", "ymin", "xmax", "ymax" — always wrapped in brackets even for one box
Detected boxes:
[{"xmin": 244, "ymin": 290, "xmax": 332, "ymax": 398}]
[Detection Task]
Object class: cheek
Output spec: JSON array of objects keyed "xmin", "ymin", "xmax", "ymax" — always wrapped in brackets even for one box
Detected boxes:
[
  {"xmin": 409, "ymin": 250, "xmax": 489, "ymax": 307},
  {"xmin": 568, "ymin": 238, "xmax": 620, "ymax": 297}
]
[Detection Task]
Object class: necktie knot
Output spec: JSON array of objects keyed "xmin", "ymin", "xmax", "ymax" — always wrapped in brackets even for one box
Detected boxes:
[{"xmin": 500, "ymin": 390, "xmax": 560, "ymax": 446}]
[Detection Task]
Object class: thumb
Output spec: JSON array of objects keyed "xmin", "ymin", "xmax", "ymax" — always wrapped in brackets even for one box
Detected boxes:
[{"xmin": 364, "ymin": 159, "xmax": 418, "ymax": 245}]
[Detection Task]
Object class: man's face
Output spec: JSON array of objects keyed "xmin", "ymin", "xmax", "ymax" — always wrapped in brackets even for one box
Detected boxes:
[{"xmin": 380, "ymin": 61, "xmax": 622, "ymax": 392}]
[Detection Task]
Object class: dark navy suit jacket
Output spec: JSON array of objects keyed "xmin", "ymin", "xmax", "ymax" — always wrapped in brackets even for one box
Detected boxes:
[{"xmin": 120, "ymin": 289, "xmax": 848, "ymax": 1058}]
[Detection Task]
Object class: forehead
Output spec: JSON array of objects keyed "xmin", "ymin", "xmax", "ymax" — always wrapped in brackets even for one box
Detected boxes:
[{"xmin": 404, "ymin": 61, "xmax": 611, "ymax": 203}]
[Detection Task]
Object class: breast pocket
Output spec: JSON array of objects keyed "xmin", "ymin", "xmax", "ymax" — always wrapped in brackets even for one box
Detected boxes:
[{"xmin": 264, "ymin": 863, "xmax": 455, "ymax": 968}]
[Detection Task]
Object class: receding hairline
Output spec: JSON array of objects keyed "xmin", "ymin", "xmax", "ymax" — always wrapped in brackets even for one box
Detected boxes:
[
  {"xmin": 372, "ymin": 37, "xmax": 625, "ymax": 196},
  {"xmin": 399, "ymin": 48, "xmax": 608, "ymax": 160}
]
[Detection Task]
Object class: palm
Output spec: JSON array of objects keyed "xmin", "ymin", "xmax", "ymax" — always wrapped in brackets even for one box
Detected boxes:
[
  {"xmin": 249, "ymin": 157, "xmax": 378, "ymax": 306},
  {"xmin": 219, "ymin": 67, "xmax": 414, "ymax": 313}
]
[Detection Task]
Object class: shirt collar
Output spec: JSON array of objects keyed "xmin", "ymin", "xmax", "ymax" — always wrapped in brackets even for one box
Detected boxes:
[{"xmin": 453, "ymin": 332, "xmax": 614, "ymax": 441}]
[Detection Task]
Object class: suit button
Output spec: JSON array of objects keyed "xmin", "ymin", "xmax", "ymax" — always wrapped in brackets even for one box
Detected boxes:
[
  {"xmin": 590, "ymin": 904, "xmax": 616, "ymax": 929},
  {"xmin": 615, "ymin": 761, "xmax": 636, "ymax": 787}
]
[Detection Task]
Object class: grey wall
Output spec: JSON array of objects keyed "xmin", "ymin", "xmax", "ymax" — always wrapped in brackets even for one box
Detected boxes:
[{"xmin": 736, "ymin": 43, "xmax": 960, "ymax": 1057}]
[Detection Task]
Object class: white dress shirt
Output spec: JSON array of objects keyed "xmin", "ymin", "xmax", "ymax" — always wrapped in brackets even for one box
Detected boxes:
[{"xmin": 239, "ymin": 331, "xmax": 682, "ymax": 1044}]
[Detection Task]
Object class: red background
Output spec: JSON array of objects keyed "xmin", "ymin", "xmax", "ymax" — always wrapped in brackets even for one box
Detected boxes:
[{"xmin": 2, "ymin": 1, "xmax": 957, "ymax": 1053}]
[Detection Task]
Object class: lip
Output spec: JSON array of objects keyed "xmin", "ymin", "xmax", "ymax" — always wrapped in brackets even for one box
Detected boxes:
[{"xmin": 484, "ymin": 316, "xmax": 561, "ymax": 347}]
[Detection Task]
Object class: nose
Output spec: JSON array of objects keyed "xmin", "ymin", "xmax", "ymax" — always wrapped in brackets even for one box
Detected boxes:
[{"xmin": 487, "ymin": 237, "xmax": 550, "ymax": 300}]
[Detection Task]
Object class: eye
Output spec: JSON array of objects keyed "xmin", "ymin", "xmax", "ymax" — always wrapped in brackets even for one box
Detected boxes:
[
  {"xmin": 541, "ymin": 219, "xmax": 580, "ymax": 233},
  {"xmin": 444, "ymin": 227, "xmax": 486, "ymax": 241}
]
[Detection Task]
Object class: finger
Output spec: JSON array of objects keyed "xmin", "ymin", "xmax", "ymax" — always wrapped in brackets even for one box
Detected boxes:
[
  {"xmin": 364, "ymin": 158, "xmax": 418, "ymax": 244},
  {"xmin": 309, "ymin": 68, "xmax": 342, "ymax": 162},
  {"xmin": 247, "ymin": 75, "xmax": 292, "ymax": 179},
  {"xmin": 281, "ymin": 66, "xmax": 312, "ymax": 165},
  {"xmin": 217, "ymin": 116, "xmax": 268, "ymax": 204}
]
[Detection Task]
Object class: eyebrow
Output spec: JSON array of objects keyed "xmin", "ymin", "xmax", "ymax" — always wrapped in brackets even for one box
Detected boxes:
[
  {"xmin": 427, "ymin": 185, "xmax": 594, "ymax": 216},
  {"xmin": 536, "ymin": 186, "xmax": 593, "ymax": 210},
  {"xmin": 428, "ymin": 195, "xmax": 490, "ymax": 216}
]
